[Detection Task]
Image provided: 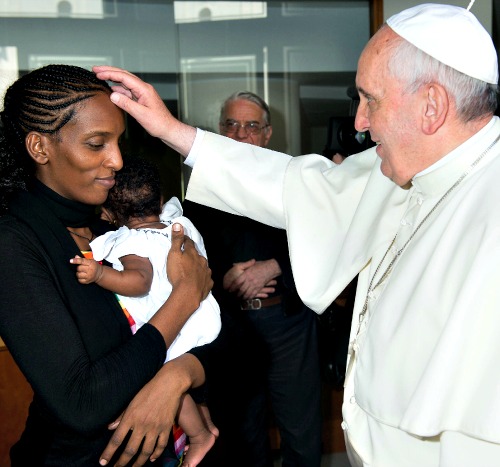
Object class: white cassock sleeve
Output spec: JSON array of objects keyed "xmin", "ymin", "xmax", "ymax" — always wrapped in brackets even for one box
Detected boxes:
[{"xmin": 186, "ymin": 130, "xmax": 406, "ymax": 312}]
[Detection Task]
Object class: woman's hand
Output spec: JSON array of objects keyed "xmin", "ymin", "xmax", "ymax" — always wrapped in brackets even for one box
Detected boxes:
[
  {"xmin": 167, "ymin": 223, "xmax": 213, "ymax": 308},
  {"xmin": 98, "ymin": 226, "xmax": 211, "ymax": 466},
  {"xmin": 93, "ymin": 65, "xmax": 196, "ymax": 157},
  {"xmin": 147, "ymin": 223, "xmax": 213, "ymax": 348},
  {"xmin": 99, "ymin": 354, "xmax": 205, "ymax": 467}
]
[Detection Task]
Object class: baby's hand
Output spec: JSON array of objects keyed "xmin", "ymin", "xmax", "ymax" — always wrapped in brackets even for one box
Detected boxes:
[{"xmin": 70, "ymin": 255, "xmax": 104, "ymax": 284}]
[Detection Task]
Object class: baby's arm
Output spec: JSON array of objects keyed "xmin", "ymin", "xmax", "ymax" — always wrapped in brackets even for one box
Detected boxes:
[
  {"xmin": 70, "ymin": 254, "xmax": 153, "ymax": 297},
  {"xmin": 70, "ymin": 255, "xmax": 106, "ymax": 285}
]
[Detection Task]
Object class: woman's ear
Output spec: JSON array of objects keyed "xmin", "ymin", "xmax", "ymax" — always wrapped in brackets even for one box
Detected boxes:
[{"xmin": 25, "ymin": 132, "xmax": 50, "ymax": 165}]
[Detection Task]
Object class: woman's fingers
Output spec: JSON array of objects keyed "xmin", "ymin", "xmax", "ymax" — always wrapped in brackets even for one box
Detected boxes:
[{"xmin": 99, "ymin": 421, "xmax": 130, "ymax": 465}]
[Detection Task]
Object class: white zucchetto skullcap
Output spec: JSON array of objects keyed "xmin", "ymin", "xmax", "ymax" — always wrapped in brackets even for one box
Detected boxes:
[{"xmin": 387, "ymin": 3, "xmax": 498, "ymax": 84}]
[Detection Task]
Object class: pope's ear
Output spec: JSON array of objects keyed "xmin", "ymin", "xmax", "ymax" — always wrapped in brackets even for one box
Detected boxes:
[
  {"xmin": 422, "ymin": 83, "xmax": 448, "ymax": 135},
  {"xmin": 25, "ymin": 132, "xmax": 50, "ymax": 165}
]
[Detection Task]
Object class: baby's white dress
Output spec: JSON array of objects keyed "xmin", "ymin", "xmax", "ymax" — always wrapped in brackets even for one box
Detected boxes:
[{"xmin": 90, "ymin": 197, "xmax": 221, "ymax": 361}]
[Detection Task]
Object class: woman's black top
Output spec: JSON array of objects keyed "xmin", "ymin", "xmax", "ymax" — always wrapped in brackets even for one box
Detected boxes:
[{"xmin": 0, "ymin": 183, "xmax": 223, "ymax": 466}]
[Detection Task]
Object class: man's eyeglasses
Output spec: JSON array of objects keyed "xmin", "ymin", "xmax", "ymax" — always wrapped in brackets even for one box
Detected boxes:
[{"xmin": 220, "ymin": 120, "xmax": 269, "ymax": 135}]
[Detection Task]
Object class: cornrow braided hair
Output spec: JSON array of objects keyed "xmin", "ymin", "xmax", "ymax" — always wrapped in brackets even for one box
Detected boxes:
[{"xmin": 0, "ymin": 64, "xmax": 112, "ymax": 214}]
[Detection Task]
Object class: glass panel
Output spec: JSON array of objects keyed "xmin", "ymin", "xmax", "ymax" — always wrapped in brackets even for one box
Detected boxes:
[
  {"xmin": 0, "ymin": 0, "xmax": 108, "ymax": 19},
  {"xmin": 176, "ymin": 1, "xmax": 370, "ymax": 157},
  {"xmin": 0, "ymin": 0, "xmax": 371, "ymax": 198}
]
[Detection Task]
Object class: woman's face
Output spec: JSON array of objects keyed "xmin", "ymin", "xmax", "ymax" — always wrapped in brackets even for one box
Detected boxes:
[{"xmin": 36, "ymin": 92, "xmax": 125, "ymax": 206}]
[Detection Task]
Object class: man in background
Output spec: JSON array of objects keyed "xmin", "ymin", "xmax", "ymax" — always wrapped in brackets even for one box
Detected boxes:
[{"xmin": 183, "ymin": 92, "xmax": 322, "ymax": 467}]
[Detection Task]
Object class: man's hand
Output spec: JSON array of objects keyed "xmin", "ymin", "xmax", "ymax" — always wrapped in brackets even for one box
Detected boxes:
[
  {"xmin": 223, "ymin": 259, "xmax": 280, "ymax": 300},
  {"xmin": 222, "ymin": 258, "xmax": 254, "ymax": 291},
  {"xmin": 93, "ymin": 66, "xmax": 196, "ymax": 157}
]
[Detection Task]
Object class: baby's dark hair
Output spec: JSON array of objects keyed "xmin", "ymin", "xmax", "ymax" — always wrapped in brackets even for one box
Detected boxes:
[
  {"xmin": 104, "ymin": 156, "xmax": 163, "ymax": 226},
  {"xmin": 0, "ymin": 64, "xmax": 112, "ymax": 214}
]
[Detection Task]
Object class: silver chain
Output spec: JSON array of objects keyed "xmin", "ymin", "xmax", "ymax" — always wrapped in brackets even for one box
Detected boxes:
[{"xmin": 358, "ymin": 132, "xmax": 500, "ymax": 327}]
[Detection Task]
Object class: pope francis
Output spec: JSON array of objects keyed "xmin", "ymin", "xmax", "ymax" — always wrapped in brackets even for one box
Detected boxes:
[{"xmin": 94, "ymin": 3, "xmax": 500, "ymax": 466}]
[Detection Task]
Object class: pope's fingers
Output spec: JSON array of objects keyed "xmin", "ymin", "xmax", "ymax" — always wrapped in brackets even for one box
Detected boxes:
[
  {"xmin": 110, "ymin": 85, "xmax": 133, "ymax": 99},
  {"xmin": 93, "ymin": 66, "xmax": 150, "ymax": 96},
  {"xmin": 108, "ymin": 92, "xmax": 144, "ymax": 118},
  {"xmin": 93, "ymin": 65, "xmax": 138, "ymax": 81},
  {"xmin": 93, "ymin": 67, "xmax": 147, "ymax": 101}
]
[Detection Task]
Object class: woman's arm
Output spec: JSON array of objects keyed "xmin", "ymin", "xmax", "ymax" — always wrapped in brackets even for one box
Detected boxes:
[
  {"xmin": 101, "ymin": 287, "xmax": 255, "ymax": 466},
  {"xmin": 99, "ymin": 353, "xmax": 205, "ymax": 466},
  {"xmin": 0, "ymin": 221, "xmax": 210, "ymax": 434}
]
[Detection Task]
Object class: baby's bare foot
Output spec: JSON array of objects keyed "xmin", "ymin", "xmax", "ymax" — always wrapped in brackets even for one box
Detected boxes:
[{"xmin": 181, "ymin": 428, "xmax": 217, "ymax": 467}]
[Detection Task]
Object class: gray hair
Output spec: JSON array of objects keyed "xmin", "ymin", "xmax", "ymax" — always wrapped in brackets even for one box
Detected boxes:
[
  {"xmin": 384, "ymin": 25, "xmax": 498, "ymax": 122},
  {"xmin": 220, "ymin": 91, "xmax": 271, "ymax": 125}
]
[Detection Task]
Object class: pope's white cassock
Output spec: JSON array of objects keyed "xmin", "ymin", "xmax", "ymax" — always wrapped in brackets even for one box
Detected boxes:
[{"xmin": 185, "ymin": 116, "xmax": 500, "ymax": 467}]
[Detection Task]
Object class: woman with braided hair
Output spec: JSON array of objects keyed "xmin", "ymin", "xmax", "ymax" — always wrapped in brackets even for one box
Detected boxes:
[{"xmin": 0, "ymin": 64, "xmax": 216, "ymax": 466}]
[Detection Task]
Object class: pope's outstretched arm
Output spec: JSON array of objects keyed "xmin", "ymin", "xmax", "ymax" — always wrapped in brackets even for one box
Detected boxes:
[{"xmin": 93, "ymin": 65, "xmax": 196, "ymax": 157}]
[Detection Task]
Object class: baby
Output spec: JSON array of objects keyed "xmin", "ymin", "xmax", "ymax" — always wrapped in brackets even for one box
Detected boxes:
[{"xmin": 71, "ymin": 156, "xmax": 220, "ymax": 466}]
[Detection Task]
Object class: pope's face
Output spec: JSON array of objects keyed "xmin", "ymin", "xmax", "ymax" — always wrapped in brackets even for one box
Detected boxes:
[
  {"xmin": 355, "ymin": 27, "xmax": 425, "ymax": 187},
  {"xmin": 36, "ymin": 93, "xmax": 125, "ymax": 206}
]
